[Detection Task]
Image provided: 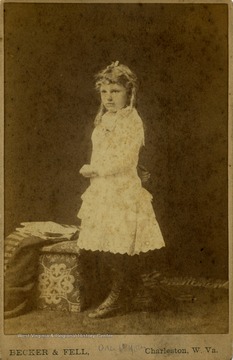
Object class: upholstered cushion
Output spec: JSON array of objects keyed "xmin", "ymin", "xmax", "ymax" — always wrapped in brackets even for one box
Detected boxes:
[
  {"xmin": 4, "ymin": 223, "xmax": 79, "ymax": 318},
  {"xmin": 37, "ymin": 241, "xmax": 85, "ymax": 313}
]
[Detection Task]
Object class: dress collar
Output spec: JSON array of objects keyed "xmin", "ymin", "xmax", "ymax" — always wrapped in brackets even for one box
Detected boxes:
[
  {"xmin": 102, "ymin": 106, "xmax": 133, "ymax": 120},
  {"xmin": 101, "ymin": 107, "xmax": 134, "ymax": 131}
]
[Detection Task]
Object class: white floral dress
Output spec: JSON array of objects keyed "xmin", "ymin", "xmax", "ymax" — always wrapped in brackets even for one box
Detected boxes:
[{"xmin": 77, "ymin": 107, "xmax": 165, "ymax": 255}]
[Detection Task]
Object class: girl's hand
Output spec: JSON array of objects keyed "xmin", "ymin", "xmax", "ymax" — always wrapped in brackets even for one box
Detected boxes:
[
  {"xmin": 137, "ymin": 164, "xmax": 151, "ymax": 183},
  {"xmin": 79, "ymin": 164, "xmax": 98, "ymax": 178}
]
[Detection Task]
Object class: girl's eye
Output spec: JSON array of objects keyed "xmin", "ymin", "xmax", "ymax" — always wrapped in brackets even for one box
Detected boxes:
[{"xmin": 112, "ymin": 90, "xmax": 120, "ymax": 93}]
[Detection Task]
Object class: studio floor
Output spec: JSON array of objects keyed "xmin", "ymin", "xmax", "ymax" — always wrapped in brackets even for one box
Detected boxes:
[{"xmin": 4, "ymin": 286, "xmax": 228, "ymax": 335}]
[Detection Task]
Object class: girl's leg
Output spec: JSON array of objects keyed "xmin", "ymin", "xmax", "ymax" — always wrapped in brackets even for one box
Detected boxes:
[
  {"xmin": 79, "ymin": 249, "xmax": 110, "ymax": 309},
  {"xmin": 88, "ymin": 252, "xmax": 139, "ymax": 319}
]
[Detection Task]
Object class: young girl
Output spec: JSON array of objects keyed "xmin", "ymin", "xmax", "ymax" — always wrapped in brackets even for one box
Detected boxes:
[{"xmin": 77, "ymin": 61, "xmax": 165, "ymax": 318}]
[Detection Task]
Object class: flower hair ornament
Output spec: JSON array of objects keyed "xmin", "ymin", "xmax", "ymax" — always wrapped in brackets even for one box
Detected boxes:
[{"xmin": 106, "ymin": 61, "xmax": 120, "ymax": 70}]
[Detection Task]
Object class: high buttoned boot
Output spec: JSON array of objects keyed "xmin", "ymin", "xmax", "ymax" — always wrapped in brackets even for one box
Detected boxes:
[{"xmin": 88, "ymin": 272, "xmax": 125, "ymax": 319}]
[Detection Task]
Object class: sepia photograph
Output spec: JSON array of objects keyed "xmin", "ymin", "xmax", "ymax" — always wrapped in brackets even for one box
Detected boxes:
[{"xmin": 1, "ymin": 1, "xmax": 232, "ymax": 359}]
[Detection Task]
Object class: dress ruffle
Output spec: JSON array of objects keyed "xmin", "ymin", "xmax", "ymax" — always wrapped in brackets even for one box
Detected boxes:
[{"xmin": 77, "ymin": 176, "xmax": 165, "ymax": 255}]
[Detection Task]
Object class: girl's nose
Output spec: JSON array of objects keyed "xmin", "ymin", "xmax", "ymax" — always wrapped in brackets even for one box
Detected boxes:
[{"xmin": 107, "ymin": 92, "xmax": 112, "ymax": 101}]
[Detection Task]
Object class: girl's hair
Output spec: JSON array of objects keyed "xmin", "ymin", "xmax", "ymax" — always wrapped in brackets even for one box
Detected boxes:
[{"xmin": 94, "ymin": 61, "xmax": 138, "ymax": 126}]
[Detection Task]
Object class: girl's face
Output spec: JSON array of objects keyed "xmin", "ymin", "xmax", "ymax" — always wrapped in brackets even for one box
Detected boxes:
[{"xmin": 100, "ymin": 83, "xmax": 128, "ymax": 113}]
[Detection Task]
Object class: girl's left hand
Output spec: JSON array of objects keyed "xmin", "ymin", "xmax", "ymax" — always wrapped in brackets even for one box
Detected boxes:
[
  {"xmin": 79, "ymin": 164, "xmax": 98, "ymax": 178},
  {"xmin": 137, "ymin": 164, "xmax": 151, "ymax": 183}
]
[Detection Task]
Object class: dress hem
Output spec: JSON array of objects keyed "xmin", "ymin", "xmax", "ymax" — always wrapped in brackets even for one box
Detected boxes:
[{"xmin": 77, "ymin": 243, "xmax": 165, "ymax": 256}]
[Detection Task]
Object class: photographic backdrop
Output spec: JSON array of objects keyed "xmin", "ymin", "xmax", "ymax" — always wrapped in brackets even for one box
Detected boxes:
[{"xmin": 4, "ymin": 3, "xmax": 228, "ymax": 278}]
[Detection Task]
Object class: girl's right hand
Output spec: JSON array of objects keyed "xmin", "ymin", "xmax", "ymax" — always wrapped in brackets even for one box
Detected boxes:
[{"xmin": 79, "ymin": 164, "xmax": 98, "ymax": 178}]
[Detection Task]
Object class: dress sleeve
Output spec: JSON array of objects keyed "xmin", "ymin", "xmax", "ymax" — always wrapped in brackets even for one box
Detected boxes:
[{"xmin": 95, "ymin": 110, "xmax": 144, "ymax": 177}]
